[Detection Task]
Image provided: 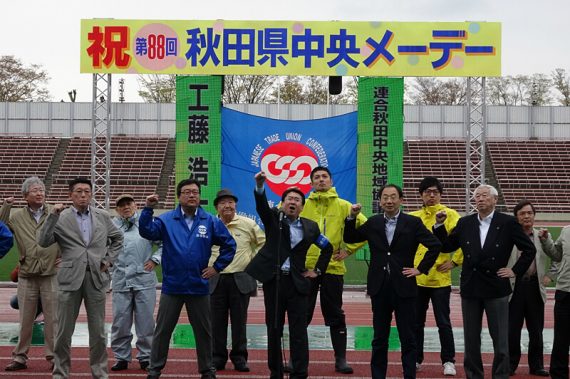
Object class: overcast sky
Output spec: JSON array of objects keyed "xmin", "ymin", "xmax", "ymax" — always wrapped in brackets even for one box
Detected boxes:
[{"xmin": 2, "ymin": 0, "xmax": 568, "ymax": 102}]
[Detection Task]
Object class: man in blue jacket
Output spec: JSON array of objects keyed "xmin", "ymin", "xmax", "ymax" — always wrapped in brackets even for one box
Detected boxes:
[
  {"xmin": 0, "ymin": 220, "xmax": 13, "ymax": 257},
  {"xmin": 139, "ymin": 179, "xmax": 236, "ymax": 379}
]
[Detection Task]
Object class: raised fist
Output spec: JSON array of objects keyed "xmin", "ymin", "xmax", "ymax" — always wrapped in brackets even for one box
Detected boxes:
[
  {"xmin": 350, "ymin": 204, "xmax": 362, "ymax": 217},
  {"xmin": 52, "ymin": 204, "xmax": 65, "ymax": 214},
  {"xmin": 255, "ymin": 171, "xmax": 266, "ymax": 187},
  {"xmin": 146, "ymin": 194, "xmax": 160, "ymax": 208}
]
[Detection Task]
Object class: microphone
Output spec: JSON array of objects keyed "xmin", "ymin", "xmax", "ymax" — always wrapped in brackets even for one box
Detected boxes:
[{"xmin": 279, "ymin": 210, "xmax": 285, "ymax": 222}]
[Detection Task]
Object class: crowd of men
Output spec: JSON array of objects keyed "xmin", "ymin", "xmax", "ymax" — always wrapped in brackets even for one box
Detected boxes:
[{"xmin": 0, "ymin": 172, "xmax": 568, "ymax": 379}]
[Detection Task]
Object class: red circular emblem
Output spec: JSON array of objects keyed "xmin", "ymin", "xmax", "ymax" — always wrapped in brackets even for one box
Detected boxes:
[{"xmin": 260, "ymin": 141, "xmax": 319, "ymax": 195}]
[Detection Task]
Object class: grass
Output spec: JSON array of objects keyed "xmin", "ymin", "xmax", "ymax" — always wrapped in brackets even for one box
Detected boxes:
[
  {"xmin": 0, "ymin": 246, "xmax": 163, "ymax": 282},
  {"xmin": 0, "ymin": 227, "xmax": 563, "ymax": 286}
]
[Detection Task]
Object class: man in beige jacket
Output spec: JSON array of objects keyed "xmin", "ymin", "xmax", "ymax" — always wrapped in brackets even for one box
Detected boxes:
[{"xmin": 1, "ymin": 177, "xmax": 60, "ymax": 372}]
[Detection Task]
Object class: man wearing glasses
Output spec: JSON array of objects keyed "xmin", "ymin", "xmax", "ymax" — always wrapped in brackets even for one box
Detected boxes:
[
  {"xmin": 38, "ymin": 177, "xmax": 123, "ymax": 379},
  {"xmin": 139, "ymin": 179, "xmax": 236, "ymax": 379},
  {"xmin": 410, "ymin": 177, "xmax": 462, "ymax": 376}
]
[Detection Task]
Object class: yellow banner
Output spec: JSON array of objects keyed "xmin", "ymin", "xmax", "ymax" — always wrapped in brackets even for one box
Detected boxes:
[{"xmin": 80, "ymin": 19, "xmax": 501, "ymax": 77}]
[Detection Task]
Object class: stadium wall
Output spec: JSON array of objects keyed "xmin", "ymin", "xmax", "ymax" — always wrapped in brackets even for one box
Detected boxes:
[{"xmin": 1, "ymin": 103, "xmax": 569, "ymax": 140}]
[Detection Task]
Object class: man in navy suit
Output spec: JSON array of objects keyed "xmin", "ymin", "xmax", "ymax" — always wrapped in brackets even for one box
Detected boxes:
[
  {"xmin": 246, "ymin": 171, "xmax": 333, "ymax": 379},
  {"xmin": 343, "ymin": 184, "xmax": 441, "ymax": 379},
  {"xmin": 434, "ymin": 185, "xmax": 535, "ymax": 379}
]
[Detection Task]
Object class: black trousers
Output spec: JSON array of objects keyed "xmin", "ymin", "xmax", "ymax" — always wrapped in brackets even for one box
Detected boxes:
[
  {"xmin": 508, "ymin": 276, "xmax": 545, "ymax": 372},
  {"xmin": 306, "ymin": 273, "xmax": 346, "ymax": 329},
  {"xmin": 550, "ymin": 290, "xmax": 570, "ymax": 379},
  {"xmin": 462, "ymin": 295, "xmax": 510, "ymax": 379},
  {"xmin": 415, "ymin": 285, "xmax": 455, "ymax": 364},
  {"xmin": 210, "ymin": 274, "xmax": 251, "ymax": 368},
  {"xmin": 263, "ymin": 275, "xmax": 308, "ymax": 379},
  {"xmin": 370, "ymin": 278, "xmax": 417, "ymax": 379}
]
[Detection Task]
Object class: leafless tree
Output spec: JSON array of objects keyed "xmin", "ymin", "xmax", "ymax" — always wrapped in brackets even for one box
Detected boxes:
[
  {"xmin": 408, "ymin": 77, "xmax": 466, "ymax": 105},
  {"xmin": 551, "ymin": 68, "xmax": 570, "ymax": 106},
  {"xmin": 487, "ymin": 76, "xmax": 514, "ymax": 105},
  {"xmin": 222, "ymin": 75, "xmax": 276, "ymax": 103},
  {"xmin": 0, "ymin": 55, "xmax": 50, "ymax": 102},
  {"xmin": 526, "ymin": 73, "xmax": 553, "ymax": 105}
]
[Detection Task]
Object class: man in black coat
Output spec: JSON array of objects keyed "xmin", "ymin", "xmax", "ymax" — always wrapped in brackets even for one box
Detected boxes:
[
  {"xmin": 343, "ymin": 184, "xmax": 441, "ymax": 379},
  {"xmin": 434, "ymin": 185, "xmax": 535, "ymax": 379},
  {"xmin": 246, "ymin": 172, "xmax": 333, "ymax": 379}
]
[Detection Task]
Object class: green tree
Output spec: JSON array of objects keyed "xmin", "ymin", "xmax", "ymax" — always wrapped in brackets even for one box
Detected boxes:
[
  {"xmin": 270, "ymin": 76, "xmax": 305, "ymax": 103},
  {"xmin": 137, "ymin": 74, "xmax": 176, "ymax": 103}
]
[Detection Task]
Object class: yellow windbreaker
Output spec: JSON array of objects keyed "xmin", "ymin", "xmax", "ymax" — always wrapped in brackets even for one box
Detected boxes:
[
  {"xmin": 410, "ymin": 203, "xmax": 463, "ymax": 287},
  {"xmin": 300, "ymin": 188, "xmax": 367, "ymax": 275}
]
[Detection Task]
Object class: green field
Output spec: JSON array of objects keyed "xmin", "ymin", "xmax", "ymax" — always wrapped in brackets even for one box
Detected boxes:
[
  {"xmin": 0, "ymin": 247, "xmax": 163, "ymax": 282},
  {"xmin": 0, "ymin": 227, "xmax": 562, "ymax": 286}
]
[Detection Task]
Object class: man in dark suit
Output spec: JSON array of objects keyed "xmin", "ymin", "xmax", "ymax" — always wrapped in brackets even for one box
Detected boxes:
[
  {"xmin": 246, "ymin": 171, "xmax": 333, "ymax": 379},
  {"xmin": 434, "ymin": 185, "xmax": 536, "ymax": 379},
  {"xmin": 343, "ymin": 184, "xmax": 441, "ymax": 379}
]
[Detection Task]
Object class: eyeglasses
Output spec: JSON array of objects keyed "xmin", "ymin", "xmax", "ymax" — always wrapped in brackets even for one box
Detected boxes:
[
  {"xmin": 28, "ymin": 188, "xmax": 45, "ymax": 194},
  {"xmin": 423, "ymin": 189, "xmax": 440, "ymax": 195},
  {"xmin": 180, "ymin": 190, "xmax": 200, "ymax": 196}
]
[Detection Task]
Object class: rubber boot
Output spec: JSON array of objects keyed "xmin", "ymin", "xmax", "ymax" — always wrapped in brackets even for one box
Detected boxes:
[{"xmin": 331, "ymin": 327, "xmax": 353, "ymax": 374}]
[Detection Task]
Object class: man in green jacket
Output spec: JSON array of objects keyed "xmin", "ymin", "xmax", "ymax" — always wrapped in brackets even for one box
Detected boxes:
[
  {"xmin": 410, "ymin": 177, "xmax": 462, "ymax": 376},
  {"xmin": 299, "ymin": 166, "xmax": 367, "ymax": 374},
  {"xmin": 1, "ymin": 177, "xmax": 59, "ymax": 372}
]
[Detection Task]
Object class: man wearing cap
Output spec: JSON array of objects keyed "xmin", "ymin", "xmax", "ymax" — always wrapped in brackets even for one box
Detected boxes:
[
  {"xmin": 110, "ymin": 194, "xmax": 162, "ymax": 372},
  {"xmin": 208, "ymin": 189, "xmax": 265, "ymax": 373},
  {"xmin": 246, "ymin": 171, "xmax": 333, "ymax": 379}
]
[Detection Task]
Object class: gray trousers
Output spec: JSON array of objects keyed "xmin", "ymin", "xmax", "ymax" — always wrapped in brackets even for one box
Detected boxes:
[
  {"xmin": 462, "ymin": 295, "xmax": 510, "ymax": 379},
  {"xmin": 111, "ymin": 287, "xmax": 156, "ymax": 362},
  {"xmin": 13, "ymin": 275, "xmax": 58, "ymax": 364},
  {"xmin": 148, "ymin": 293, "xmax": 215, "ymax": 377},
  {"xmin": 53, "ymin": 274, "xmax": 108, "ymax": 379}
]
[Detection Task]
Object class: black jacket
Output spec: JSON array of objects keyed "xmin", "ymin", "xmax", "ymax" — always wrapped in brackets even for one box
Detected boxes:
[
  {"xmin": 344, "ymin": 212, "xmax": 441, "ymax": 298},
  {"xmin": 246, "ymin": 189, "xmax": 332, "ymax": 295},
  {"xmin": 434, "ymin": 211, "xmax": 535, "ymax": 299}
]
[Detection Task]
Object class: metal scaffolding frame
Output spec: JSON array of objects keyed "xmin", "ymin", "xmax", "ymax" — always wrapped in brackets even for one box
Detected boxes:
[
  {"xmin": 91, "ymin": 73, "xmax": 112, "ymax": 209},
  {"xmin": 464, "ymin": 76, "xmax": 487, "ymax": 213}
]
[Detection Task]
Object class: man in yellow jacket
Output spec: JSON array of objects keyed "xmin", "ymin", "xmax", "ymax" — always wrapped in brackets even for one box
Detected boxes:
[
  {"xmin": 410, "ymin": 177, "xmax": 462, "ymax": 377},
  {"xmin": 300, "ymin": 166, "xmax": 367, "ymax": 374}
]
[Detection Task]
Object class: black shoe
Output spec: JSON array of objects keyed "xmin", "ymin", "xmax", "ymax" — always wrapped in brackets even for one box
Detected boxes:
[
  {"xmin": 201, "ymin": 372, "xmax": 217, "ymax": 379},
  {"xmin": 147, "ymin": 375, "xmax": 160, "ymax": 379},
  {"xmin": 213, "ymin": 362, "xmax": 226, "ymax": 371},
  {"xmin": 234, "ymin": 363, "xmax": 250, "ymax": 372},
  {"xmin": 111, "ymin": 361, "xmax": 129, "ymax": 371},
  {"xmin": 335, "ymin": 357, "xmax": 354, "ymax": 374},
  {"xmin": 5, "ymin": 361, "xmax": 27, "ymax": 371},
  {"xmin": 140, "ymin": 361, "xmax": 150, "ymax": 371},
  {"xmin": 530, "ymin": 368, "xmax": 550, "ymax": 377}
]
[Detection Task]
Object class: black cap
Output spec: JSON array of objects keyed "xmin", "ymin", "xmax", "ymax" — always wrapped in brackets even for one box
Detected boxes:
[{"xmin": 214, "ymin": 189, "xmax": 238, "ymax": 207}]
